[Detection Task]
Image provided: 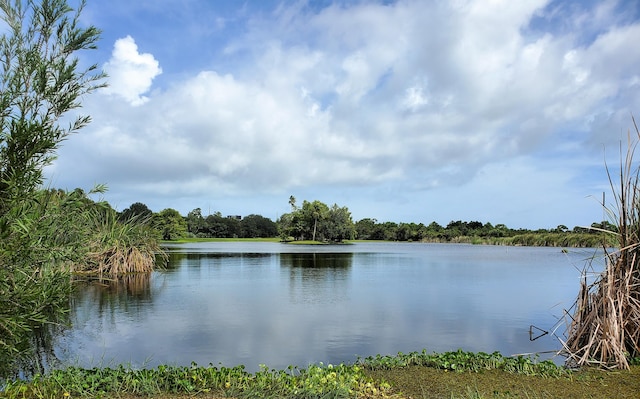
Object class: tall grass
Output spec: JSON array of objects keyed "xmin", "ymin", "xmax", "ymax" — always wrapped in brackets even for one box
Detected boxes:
[
  {"xmin": 563, "ymin": 117, "xmax": 640, "ymax": 369},
  {"xmin": 77, "ymin": 207, "xmax": 165, "ymax": 277},
  {"xmin": 0, "ymin": 187, "xmax": 165, "ymax": 379}
]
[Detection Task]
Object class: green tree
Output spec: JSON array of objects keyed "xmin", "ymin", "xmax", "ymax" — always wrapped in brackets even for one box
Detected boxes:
[
  {"xmin": 202, "ymin": 212, "xmax": 226, "ymax": 237},
  {"xmin": 152, "ymin": 208, "xmax": 187, "ymax": 240},
  {"xmin": 302, "ymin": 200, "xmax": 329, "ymax": 241},
  {"xmin": 241, "ymin": 214, "xmax": 277, "ymax": 238},
  {"xmin": 119, "ymin": 202, "xmax": 152, "ymax": 222},
  {"xmin": 0, "ymin": 0, "xmax": 105, "ymax": 211},
  {"xmin": 288, "ymin": 195, "xmax": 296, "ymax": 210},
  {"xmin": 186, "ymin": 207, "xmax": 205, "ymax": 236},
  {"xmin": 380, "ymin": 221, "xmax": 398, "ymax": 241},
  {"xmin": 223, "ymin": 215, "xmax": 241, "ymax": 238},
  {"xmin": 324, "ymin": 204, "xmax": 355, "ymax": 242},
  {"xmin": 278, "ymin": 199, "xmax": 354, "ymax": 242},
  {"xmin": 0, "ymin": 0, "xmax": 105, "ymax": 377},
  {"xmin": 355, "ymin": 218, "xmax": 377, "ymax": 240}
]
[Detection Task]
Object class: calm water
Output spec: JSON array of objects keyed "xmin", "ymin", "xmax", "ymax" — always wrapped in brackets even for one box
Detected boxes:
[{"xmin": 54, "ymin": 242, "xmax": 604, "ymax": 372}]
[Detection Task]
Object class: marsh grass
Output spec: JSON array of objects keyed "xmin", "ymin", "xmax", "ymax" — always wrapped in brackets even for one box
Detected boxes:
[
  {"xmin": 563, "ymin": 116, "xmax": 640, "ymax": 369},
  {"xmin": 74, "ymin": 209, "xmax": 166, "ymax": 278}
]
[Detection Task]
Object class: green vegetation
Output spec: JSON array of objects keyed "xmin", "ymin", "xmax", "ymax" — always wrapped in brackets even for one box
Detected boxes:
[
  {"xmin": 0, "ymin": 0, "xmax": 633, "ymax": 394},
  {"xmin": 127, "ymin": 201, "xmax": 613, "ymax": 247},
  {"xmin": 2, "ymin": 362, "xmax": 389, "ymax": 399},
  {"xmin": 169, "ymin": 237, "xmax": 281, "ymax": 243},
  {"xmin": 277, "ymin": 197, "xmax": 356, "ymax": 242},
  {"xmin": 0, "ymin": 0, "xmax": 103, "ymax": 377},
  {"xmin": 3, "ymin": 351, "xmax": 639, "ymax": 398},
  {"xmin": 355, "ymin": 219, "xmax": 616, "ymax": 247},
  {"xmin": 0, "ymin": 0, "xmax": 163, "ymax": 379},
  {"xmin": 184, "ymin": 208, "xmax": 277, "ymax": 239}
]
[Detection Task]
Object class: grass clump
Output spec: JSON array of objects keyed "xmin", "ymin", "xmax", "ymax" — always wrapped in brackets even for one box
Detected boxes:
[
  {"xmin": 563, "ymin": 117, "xmax": 640, "ymax": 369},
  {"xmin": 80, "ymin": 209, "xmax": 164, "ymax": 278}
]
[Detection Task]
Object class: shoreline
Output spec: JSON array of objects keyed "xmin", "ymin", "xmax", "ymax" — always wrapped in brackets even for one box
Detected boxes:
[{"xmin": 2, "ymin": 350, "xmax": 639, "ymax": 398}]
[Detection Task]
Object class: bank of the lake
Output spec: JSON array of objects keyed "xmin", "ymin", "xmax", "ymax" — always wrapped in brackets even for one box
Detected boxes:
[
  {"xmin": 3, "ymin": 351, "xmax": 639, "ymax": 399},
  {"xmin": 167, "ymin": 233, "xmax": 614, "ymax": 248},
  {"xmin": 368, "ymin": 363, "xmax": 640, "ymax": 399}
]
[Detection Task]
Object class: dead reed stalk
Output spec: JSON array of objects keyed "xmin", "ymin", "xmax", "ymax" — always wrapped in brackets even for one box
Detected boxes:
[
  {"xmin": 563, "ymin": 116, "xmax": 640, "ymax": 369},
  {"xmin": 72, "ymin": 209, "xmax": 166, "ymax": 278}
]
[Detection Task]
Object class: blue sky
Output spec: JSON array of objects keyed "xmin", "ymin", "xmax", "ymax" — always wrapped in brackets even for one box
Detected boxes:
[{"xmin": 42, "ymin": 0, "xmax": 640, "ymax": 229}]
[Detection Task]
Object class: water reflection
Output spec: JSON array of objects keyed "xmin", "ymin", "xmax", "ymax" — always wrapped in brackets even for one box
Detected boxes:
[
  {"xmin": 2, "ymin": 274, "xmax": 161, "ymax": 381},
  {"xmin": 0, "ymin": 318, "xmax": 68, "ymax": 381},
  {"xmin": 45, "ymin": 243, "xmax": 606, "ymax": 374},
  {"xmin": 71, "ymin": 274, "xmax": 160, "ymax": 316},
  {"xmin": 281, "ymin": 253, "xmax": 352, "ymax": 304},
  {"xmin": 280, "ymin": 252, "xmax": 353, "ymax": 268}
]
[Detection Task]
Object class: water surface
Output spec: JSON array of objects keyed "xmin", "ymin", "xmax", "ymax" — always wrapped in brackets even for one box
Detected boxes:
[{"xmin": 55, "ymin": 242, "xmax": 604, "ymax": 372}]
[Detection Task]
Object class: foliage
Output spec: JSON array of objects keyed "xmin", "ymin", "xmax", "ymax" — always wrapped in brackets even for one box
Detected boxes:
[
  {"xmin": 4, "ymin": 350, "xmax": 611, "ymax": 399},
  {"xmin": 0, "ymin": 187, "xmax": 164, "ymax": 378},
  {"xmin": 204, "ymin": 212, "xmax": 241, "ymax": 238},
  {"xmin": 182, "ymin": 208, "xmax": 278, "ymax": 239},
  {"xmin": 0, "ymin": 187, "xmax": 90, "ymax": 377},
  {"xmin": 123, "ymin": 201, "xmax": 613, "ymax": 247},
  {"xmin": 241, "ymin": 213, "xmax": 278, "ymax": 238},
  {"xmin": 0, "ymin": 0, "xmax": 105, "ymax": 209},
  {"xmin": 278, "ymin": 198, "xmax": 356, "ymax": 242},
  {"xmin": 2, "ymin": 362, "xmax": 397, "ymax": 399},
  {"xmin": 359, "ymin": 349, "xmax": 567, "ymax": 378},
  {"xmin": 151, "ymin": 208, "xmax": 187, "ymax": 240},
  {"xmin": 0, "ymin": 0, "xmax": 105, "ymax": 368},
  {"xmin": 353, "ymin": 218, "xmax": 615, "ymax": 247},
  {"xmin": 118, "ymin": 201, "xmax": 152, "ymax": 222}
]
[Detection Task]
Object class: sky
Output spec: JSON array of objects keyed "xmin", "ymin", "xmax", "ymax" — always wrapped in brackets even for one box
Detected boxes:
[{"xmin": 41, "ymin": 0, "xmax": 640, "ymax": 229}]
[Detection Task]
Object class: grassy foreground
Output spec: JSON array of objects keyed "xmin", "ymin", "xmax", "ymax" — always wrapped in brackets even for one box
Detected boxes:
[{"xmin": 2, "ymin": 350, "xmax": 639, "ymax": 399}]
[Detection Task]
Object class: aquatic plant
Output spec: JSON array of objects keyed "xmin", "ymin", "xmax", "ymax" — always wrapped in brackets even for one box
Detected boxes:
[
  {"xmin": 5, "ymin": 351, "xmax": 639, "ymax": 398},
  {"xmin": 359, "ymin": 349, "xmax": 567, "ymax": 378},
  {"xmin": 563, "ymin": 116, "xmax": 640, "ymax": 369},
  {"xmin": 1, "ymin": 362, "xmax": 398, "ymax": 399}
]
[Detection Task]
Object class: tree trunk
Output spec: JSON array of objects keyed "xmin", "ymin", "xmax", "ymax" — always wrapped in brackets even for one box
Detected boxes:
[{"xmin": 313, "ymin": 218, "xmax": 317, "ymax": 241}]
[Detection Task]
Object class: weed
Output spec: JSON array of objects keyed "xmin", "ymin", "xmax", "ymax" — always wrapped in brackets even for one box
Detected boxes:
[{"xmin": 359, "ymin": 349, "xmax": 568, "ymax": 378}]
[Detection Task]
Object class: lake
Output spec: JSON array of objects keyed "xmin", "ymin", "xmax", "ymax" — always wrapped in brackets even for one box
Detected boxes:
[{"xmin": 53, "ymin": 242, "xmax": 605, "ymax": 372}]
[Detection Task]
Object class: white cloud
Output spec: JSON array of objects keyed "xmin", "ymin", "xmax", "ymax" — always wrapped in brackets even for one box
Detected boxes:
[
  {"xmin": 44, "ymin": 0, "xmax": 640, "ymax": 227},
  {"xmin": 402, "ymin": 86, "xmax": 428, "ymax": 112},
  {"xmin": 103, "ymin": 36, "xmax": 162, "ymax": 106}
]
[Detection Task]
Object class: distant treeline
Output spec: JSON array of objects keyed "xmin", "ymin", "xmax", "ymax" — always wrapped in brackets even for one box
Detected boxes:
[
  {"xmin": 354, "ymin": 219, "xmax": 617, "ymax": 247},
  {"xmin": 119, "ymin": 201, "xmax": 615, "ymax": 247}
]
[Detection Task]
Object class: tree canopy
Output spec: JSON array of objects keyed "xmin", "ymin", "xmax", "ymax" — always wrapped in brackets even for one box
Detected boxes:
[
  {"xmin": 278, "ymin": 198, "xmax": 356, "ymax": 242},
  {"xmin": 0, "ymin": 0, "xmax": 105, "ymax": 211}
]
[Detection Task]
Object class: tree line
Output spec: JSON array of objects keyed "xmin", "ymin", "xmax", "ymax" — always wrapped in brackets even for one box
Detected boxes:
[
  {"xmin": 118, "ymin": 202, "xmax": 278, "ymax": 240},
  {"xmin": 122, "ymin": 198, "xmax": 615, "ymax": 247}
]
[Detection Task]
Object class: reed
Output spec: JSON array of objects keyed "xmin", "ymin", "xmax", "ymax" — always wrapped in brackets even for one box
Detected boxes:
[
  {"xmin": 563, "ymin": 116, "xmax": 640, "ymax": 369},
  {"xmin": 78, "ymin": 207, "xmax": 165, "ymax": 278}
]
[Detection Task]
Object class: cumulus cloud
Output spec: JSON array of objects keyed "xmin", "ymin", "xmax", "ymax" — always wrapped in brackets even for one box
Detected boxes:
[
  {"xmin": 45, "ymin": 0, "xmax": 640, "ymax": 227},
  {"xmin": 103, "ymin": 36, "xmax": 162, "ymax": 106}
]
